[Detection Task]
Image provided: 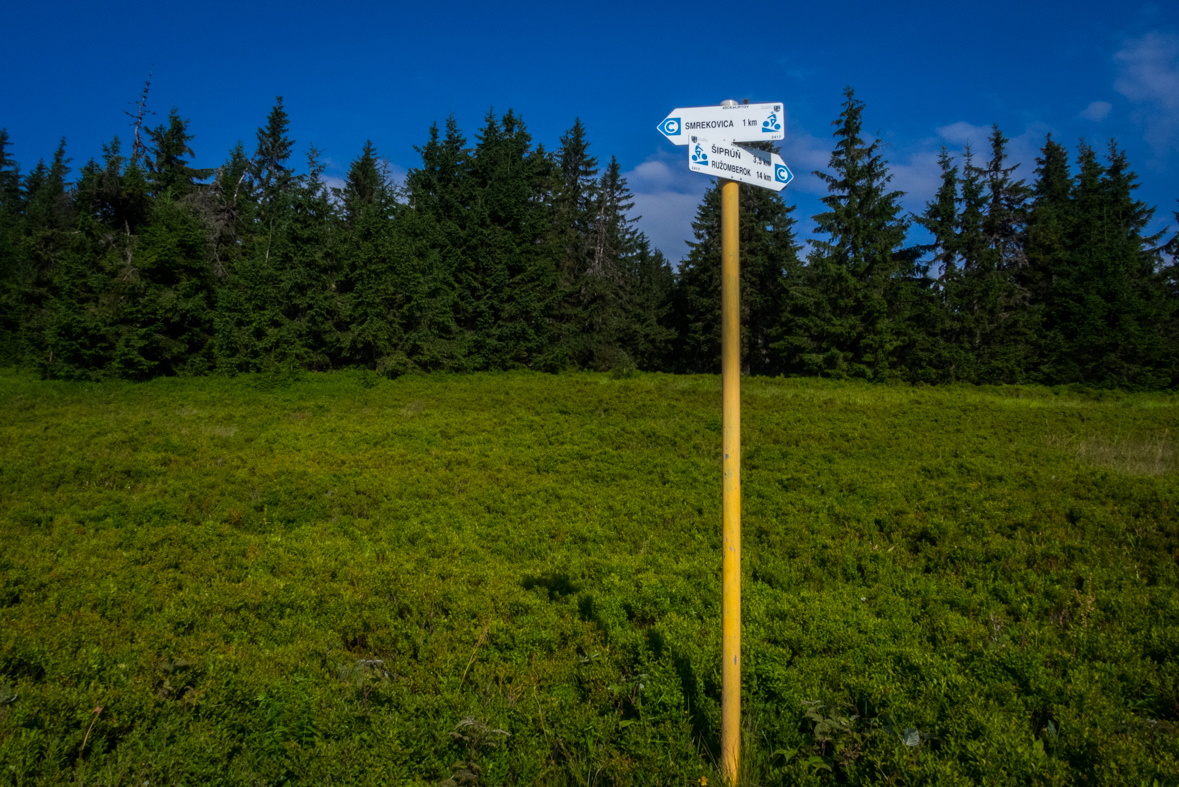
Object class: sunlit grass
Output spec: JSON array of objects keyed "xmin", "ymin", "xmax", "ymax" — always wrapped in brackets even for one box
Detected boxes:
[
  {"xmin": 0, "ymin": 369, "xmax": 1176, "ymax": 785},
  {"xmin": 1076, "ymin": 432, "xmax": 1175, "ymax": 476}
]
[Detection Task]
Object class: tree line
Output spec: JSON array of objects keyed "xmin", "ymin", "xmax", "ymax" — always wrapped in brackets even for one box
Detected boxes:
[{"xmin": 1, "ymin": 87, "xmax": 1176, "ymax": 387}]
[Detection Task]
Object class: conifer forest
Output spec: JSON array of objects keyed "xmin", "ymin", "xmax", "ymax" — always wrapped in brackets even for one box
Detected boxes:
[{"xmin": 1, "ymin": 88, "xmax": 1176, "ymax": 387}]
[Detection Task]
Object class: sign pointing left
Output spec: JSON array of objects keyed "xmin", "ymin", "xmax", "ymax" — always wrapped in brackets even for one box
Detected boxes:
[{"xmin": 657, "ymin": 102, "xmax": 784, "ymax": 146}]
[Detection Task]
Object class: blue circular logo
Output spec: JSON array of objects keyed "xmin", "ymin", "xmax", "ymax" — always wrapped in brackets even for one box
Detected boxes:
[
  {"xmin": 774, "ymin": 164, "xmax": 792, "ymax": 184},
  {"xmin": 659, "ymin": 117, "xmax": 681, "ymax": 136}
]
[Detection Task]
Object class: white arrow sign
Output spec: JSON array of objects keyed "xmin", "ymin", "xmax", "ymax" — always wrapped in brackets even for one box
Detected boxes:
[
  {"xmin": 687, "ymin": 137, "xmax": 793, "ymax": 192},
  {"xmin": 657, "ymin": 102, "xmax": 784, "ymax": 145}
]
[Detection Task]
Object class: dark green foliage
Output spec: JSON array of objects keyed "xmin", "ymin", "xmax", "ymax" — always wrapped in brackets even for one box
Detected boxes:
[
  {"xmin": 205, "ymin": 141, "xmax": 254, "ymax": 280},
  {"xmin": 1164, "ymin": 202, "xmax": 1179, "ymax": 381},
  {"xmin": 545, "ymin": 127, "xmax": 673, "ymax": 374},
  {"xmin": 0, "ymin": 130, "xmax": 22, "ymax": 364},
  {"xmin": 930, "ymin": 131, "xmax": 1038, "ymax": 384},
  {"xmin": 797, "ymin": 88, "xmax": 921, "ymax": 380},
  {"xmin": 21, "ymin": 126, "xmax": 217, "ymax": 381},
  {"xmin": 43, "ymin": 194, "xmax": 214, "ymax": 380},
  {"xmin": 458, "ymin": 109, "xmax": 556, "ymax": 370},
  {"xmin": 1024, "ymin": 134, "xmax": 1074, "ymax": 370},
  {"xmin": 1039, "ymin": 143, "xmax": 1172, "ymax": 388},
  {"xmin": 0, "ymin": 90, "xmax": 1175, "ymax": 387},
  {"xmin": 7, "ymin": 140, "xmax": 76, "ymax": 372},
  {"xmin": 23, "ymin": 138, "xmax": 72, "ymax": 233},
  {"xmin": 972, "ymin": 126, "xmax": 1037, "ymax": 381},
  {"xmin": 621, "ymin": 243, "xmax": 675, "ymax": 372},
  {"xmin": 402, "ymin": 117, "xmax": 471, "ymax": 370},
  {"xmin": 576, "ymin": 156, "xmax": 641, "ymax": 370},
  {"xmin": 336, "ymin": 142, "xmax": 414, "ymax": 375},
  {"xmin": 0, "ymin": 129, "xmax": 20, "ymax": 218},
  {"xmin": 339, "ymin": 140, "xmax": 382, "ymax": 222},
  {"xmin": 547, "ymin": 118, "xmax": 601, "ymax": 369},
  {"xmin": 251, "ymin": 97, "xmax": 295, "ymax": 232},
  {"xmin": 915, "ymin": 147, "xmax": 959, "ymax": 278},
  {"xmin": 214, "ymin": 145, "xmax": 329, "ymax": 376},
  {"xmin": 910, "ymin": 147, "xmax": 966, "ymax": 380},
  {"xmin": 145, "ymin": 109, "xmax": 212, "ymax": 198}
]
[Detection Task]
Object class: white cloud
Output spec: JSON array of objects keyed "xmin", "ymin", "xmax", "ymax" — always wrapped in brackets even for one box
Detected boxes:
[
  {"xmin": 1005, "ymin": 124, "xmax": 1053, "ymax": 180},
  {"xmin": 776, "ymin": 120, "xmax": 831, "ymax": 197},
  {"xmin": 935, "ymin": 121, "xmax": 991, "ymax": 151},
  {"xmin": 378, "ymin": 159, "xmax": 408, "ymax": 190},
  {"xmin": 631, "ymin": 190, "xmax": 705, "ymax": 263},
  {"xmin": 932, "ymin": 121, "xmax": 1049, "ymax": 182},
  {"xmin": 628, "ymin": 158, "xmax": 684, "ymax": 194},
  {"xmin": 887, "ymin": 150, "xmax": 945, "ymax": 208},
  {"xmin": 1080, "ymin": 101, "xmax": 1112, "ymax": 122},
  {"xmin": 1115, "ymin": 32, "xmax": 1179, "ymax": 159},
  {"xmin": 626, "ymin": 150, "xmax": 708, "ymax": 264}
]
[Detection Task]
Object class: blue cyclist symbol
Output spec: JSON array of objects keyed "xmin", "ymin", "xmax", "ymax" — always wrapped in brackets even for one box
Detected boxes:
[
  {"xmin": 762, "ymin": 112, "xmax": 782, "ymax": 134},
  {"xmin": 692, "ymin": 142, "xmax": 708, "ymax": 166}
]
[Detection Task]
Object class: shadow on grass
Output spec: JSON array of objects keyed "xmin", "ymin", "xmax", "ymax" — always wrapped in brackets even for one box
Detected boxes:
[
  {"xmin": 521, "ymin": 572, "xmax": 579, "ymax": 601},
  {"xmin": 674, "ymin": 651, "xmax": 719, "ymax": 764}
]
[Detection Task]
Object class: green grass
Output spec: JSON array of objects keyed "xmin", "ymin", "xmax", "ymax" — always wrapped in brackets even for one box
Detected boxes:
[{"xmin": 0, "ymin": 369, "xmax": 1176, "ymax": 786}]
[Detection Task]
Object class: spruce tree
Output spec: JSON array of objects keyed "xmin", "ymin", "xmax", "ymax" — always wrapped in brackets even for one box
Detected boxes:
[
  {"xmin": 24, "ymin": 139, "xmax": 72, "ymax": 232},
  {"xmin": 801, "ymin": 88, "xmax": 917, "ymax": 379},
  {"xmin": 964, "ymin": 126, "xmax": 1035, "ymax": 382},
  {"xmin": 1024, "ymin": 135, "xmax": 1072, "ymax": 305},
  {"xmin": 214, "ymin": 99, "xmax": 305, "ymax": 374},
  {"xmin": 1164, "ymin": 201, "xmax": 1179, "ymax": 383},
  {"xmin": 214, "ymin": 143, "xmax": 339, "ymax": 376},
  {"xmin": 206, "ymin": 142, "xmax": 254, "ymax": 279},
  {"xmin": 42, "ymin": 139, "xmax": 216, "ymax": 379},
  {"xmin": 0, "ymin": 130, "xmax": 19, "ymax": 219},
  {"xmin": 460, "ymin": 109, "xmax": 555, "ymax": 370},
  {"xmin": 622, "ymin": 243, "xmax": 675, "ymax": 371},
  {"xmin": 916, "ymin": 147, "xmax": 960, "ymax": 278},
  {"xmin": 548, "ymin": 118, "xmax": 600, "ymax": 368},
  {"xmin": 404, "ymin": 116, "xmax": 472, "ymax": 368},
  {"xmin": 1050, "ymin": 142, "xmax": 1171, "ymax": 386},
  {"xmin": 339, "ymin": 140, "xmax": 382, "ymax": 222},
  {"xmin": 16, "ymin": 140, "xmax": 73, "ymax": 375},
  {"xmin": 555, "ymin": 117, "xmax": 598, "ymax": 263},
  {"xmin": 145, "ymin": 109, "xmax": 211, "ymax": 198},
  {"xmin": 337, "ymin": 140, "xmax": 413, "ymax": 374},
  {"xmin": 251, "ymin": 97, "xmax": 295, "ymax": 234},
  {"xmin": 581, "ymin": 155, "xmax": 641, "ymax": 370},
  {"xmin": 911, "ymin": 147, "xmax": 964, "ymax": 380},
  {"xmin": 0, "ymin": 130, "xmax": 22, "ymax": 364}
]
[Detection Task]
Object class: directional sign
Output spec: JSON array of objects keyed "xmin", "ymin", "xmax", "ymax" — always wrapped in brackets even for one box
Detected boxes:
[
  {"xmin": 687, "ymin": 137, "xmax": 793, "ymax": 192},
  {"xmin": 657, "ymin": 102, "xmax": 784, "ymax": 145}
]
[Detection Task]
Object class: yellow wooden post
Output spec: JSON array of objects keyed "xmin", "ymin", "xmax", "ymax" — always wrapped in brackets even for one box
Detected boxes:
[{"xmin": 720, "ymin": 174, "xmax": 741, "ymax": 785}]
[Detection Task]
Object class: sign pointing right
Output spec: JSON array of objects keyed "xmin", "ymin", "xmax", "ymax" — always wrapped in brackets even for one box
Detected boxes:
[{"xmin": 687, "ymin": 136, "xmax": 793, "ymax": 192}]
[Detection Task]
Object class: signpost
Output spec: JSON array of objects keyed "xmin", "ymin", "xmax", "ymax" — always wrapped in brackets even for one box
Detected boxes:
[
  {"xmin": 660, "ymin": 100, "xmax": 793, "ymax": 786},
  {"xmin": 687, "ymin": 136, "xmax": 793, "ymax": 191},
  {"xmin": 656, "ymin": 102, "xmax": 785, "ymax": 146}
]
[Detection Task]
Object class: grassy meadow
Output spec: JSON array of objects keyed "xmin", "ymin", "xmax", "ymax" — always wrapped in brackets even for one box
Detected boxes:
[{"xmin": 0, "ymin": 369, "xmax": 1177, "ymax": 786}]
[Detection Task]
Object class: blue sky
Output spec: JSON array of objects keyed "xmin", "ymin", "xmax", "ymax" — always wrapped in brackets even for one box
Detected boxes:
[{"xmin": 3, "ymin": 0, "xmax": 1176, "ymax": 264}]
